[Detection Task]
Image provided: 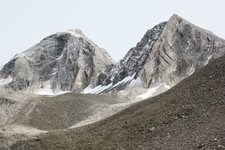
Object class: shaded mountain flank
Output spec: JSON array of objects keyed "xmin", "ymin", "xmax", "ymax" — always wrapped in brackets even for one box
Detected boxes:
[{"xmin": 0, "ymin": 91, "xmax": 117, "ymax": 149}]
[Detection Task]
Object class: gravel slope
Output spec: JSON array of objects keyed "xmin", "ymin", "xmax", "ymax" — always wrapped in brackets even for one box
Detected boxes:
[{"xmin": 12, "ymin": 53, "xmax": 225, "ymax": 150}]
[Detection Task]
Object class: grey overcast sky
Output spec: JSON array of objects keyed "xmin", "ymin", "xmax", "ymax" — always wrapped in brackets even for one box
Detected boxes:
[{"xmin": 1, "ymin": 0, "xmax": 225, "ymax": 65}]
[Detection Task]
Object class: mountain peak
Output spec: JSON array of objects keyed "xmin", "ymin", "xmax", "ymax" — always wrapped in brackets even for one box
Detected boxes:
[
  {"xmin": 93, "ymin": 14, "xmax": 225, "ymax": 95},
  {"xmin": 63, "ymin": 28, "xmax": 85, "ymax": 38},
  {"xmin": 169, "ymin": 14, "xmax": 182, "ymax": 21},
  {"xmin": 163, "ymin": 14, "xmax": 186, "ymax": 31},
  {"xmin": 0, "ymin": 28, "xmax": 114, "ymax": 94},
  {"xmin": 1, "ymin": 15, "xmax": 225, "ymax": 96}
]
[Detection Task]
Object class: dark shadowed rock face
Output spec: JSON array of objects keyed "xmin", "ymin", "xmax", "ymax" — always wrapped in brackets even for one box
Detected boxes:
[
  {"xmin": 0, "ymin": 29, "xmax": 114, "ymax": 93},
  {"xmin": 97, "ymin": 22, "xmax": 167, "ymax": 87},
  {"xmin": 97, "ymin": 14, "xmax": 225, "ymax": 93}
]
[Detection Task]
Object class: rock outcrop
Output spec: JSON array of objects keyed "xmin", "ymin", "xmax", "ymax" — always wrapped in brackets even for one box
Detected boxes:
[
  {"xmin": 97, "ymin": 22, "xmax": 167, "ymax": 89},
  {"xmin": 139, "ymin": 14, "xmax": 225, "ymax": 88},
  {"xmin": 1, "ymin": 14, "xmax": 225, "ymax": 95},
  {"xmin": 0, "ymin": 29, "xmax": 114, "ymax": 94},
  {"xmin": 96, "ymin": 14, "xmax": 225, "ymax": 93}
]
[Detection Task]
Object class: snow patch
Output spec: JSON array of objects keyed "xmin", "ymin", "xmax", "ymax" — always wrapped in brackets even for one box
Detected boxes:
[
  {"xmin": 0, "ymin": 77, "xmax": 13, "ymax": 86},
  {"xmin": 34, "ymin": 84, "xmax": 69, "ymax": 96},
  {"xmin": 143, "ymin": 44, "xmax": 150, "ymax": 51},
  {"xmin": 51, "ymin": 68, "xmax": 58, "ymax": 75},
  {"xmin": 82, "ymin": 74, "xmax": 136, "ymax": 94},
  {"xmin": 204, "ymin": 55, "xmax": 212, "ymax": 65},
  {"xmin": 173, "ymin": 65, "xmax": 177, "ymax": 72},
  {"xmin": 137, "ymin": 83, "xmax": 170, "ymax": 99},
  {"xmin": 64, "ymin": 29, "xmax": 84, "ymax": 38},
  {"xmin": 35, "ymin": 84, "xmax": 53, "ymax": 95},
  {"xmin": 0, "ymin": 124, "xmax": 47, "ymax": 137},
  {"xmin": 188, "ymin": 67, "xmax": 195, "ymax": 76},
  {"xmin": 114, "ymin": 74, "xmax": 135, "ymax": 87},
  {"xmin": 187, "ymin": 39, "xmax": 191, "ymax": 49},
  {"xmin": 128, "ymin": 78, "xmax": 143, "ymax": 88},
  {"xmin": 164, "ymin": 83, "xmax": 170, "ymax": 89},
  {"xmin": 82, "ymin": 84, "xmax": 113, "ymax": 94}
]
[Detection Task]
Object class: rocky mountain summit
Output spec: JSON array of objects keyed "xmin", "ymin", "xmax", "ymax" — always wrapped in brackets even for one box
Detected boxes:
[
  {"xmin": 97, "ymin": 21, "xmax": 167, "ymax": 91},
  {"xmin": 1, "ymin": 14, "xmax": 225, "ymax": 150},
  {"xmin": 0, "ymin": 15, "xmax": 225, "ymax": 95},
  {"xmin": 96, "ymin": 14, "xmax": 225, "ymax": 93},
  {"xmin": 1, "ymin": 14, "xmax": 225, "ymax": 97},
  {"xmin": 0, "ymin": 29, "xmax": 114, "ymax": 94}
]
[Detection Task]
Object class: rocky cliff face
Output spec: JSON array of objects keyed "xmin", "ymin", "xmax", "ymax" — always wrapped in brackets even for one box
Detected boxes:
[
  {"xmin": 1, "ymin": 14, "xmax": 225, "ymax": 96},
  {"xmin": 138, "ymin": 15, "xmax": 225, "ymax": 88},
  {"xmin": 95, "ymin": 14, "xmax": 225, "ymax": 93},
  {"xmin": 97, "ymin": 22, "xmax": 167, "ymax": 88},
  {"xmin": 0, "ymin": 29, "xmax": 114, "ymax": 94}
]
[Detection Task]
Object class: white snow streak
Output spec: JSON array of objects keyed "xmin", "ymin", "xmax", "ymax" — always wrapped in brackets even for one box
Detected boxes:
[
  {"xmin": 137, "ymin": 83, "xmax": 170, "ymax": 99},
  {"xmin": 128, "ymin": 78, "xmax": 143, "ymax": 88},
  {"xmin": 82, "ymin": 84, "xmax": 113, "ymax": 94},
  {"xmin": 34, "ymin": 84, "xmax": 69, "ymax": 96},
  {"xmin": 0, "ymin": 124, "xmax": 47, "ymax": 137},
  {"xmin": 64, "ymin": 29, "xmax": 83, "ymax": 38},
  {"xmin": 0, "ymin": 77, "xmax": 13, "ymax": 86},
  {"xmin": 82, "ymin": 74, "xmax": 136, "ymax": 94},
  {"xmin": 204, "ymin": 55, "xmax": 212, "ymax": 65}
]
